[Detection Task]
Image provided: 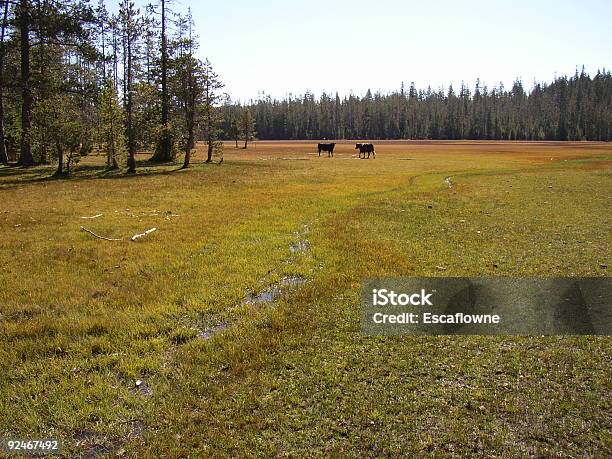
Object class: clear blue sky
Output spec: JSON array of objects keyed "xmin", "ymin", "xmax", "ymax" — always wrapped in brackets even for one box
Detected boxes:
[{"xmin": 131, "ymin": 0, "xmax": 611, "ymax": 101}]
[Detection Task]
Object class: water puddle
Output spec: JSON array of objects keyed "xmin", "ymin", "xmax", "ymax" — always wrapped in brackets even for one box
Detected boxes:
[
  {"xmin": 198, "ymin": 322, "xmax": 229, "ymax": 340},
  {"xmin": 282, "ymin": 275, "xmax": 307, "ymax": 287},
  {"xmin": 290, "ymin": 240, "xmax": 311, "ymax": 254},
  {"xmin": 194, "ymin": 225, "xmax": 311, "ymax": 341},
  {"xmin": 246, "ymin": 275, "xmax": 306, "ymax": 304}
]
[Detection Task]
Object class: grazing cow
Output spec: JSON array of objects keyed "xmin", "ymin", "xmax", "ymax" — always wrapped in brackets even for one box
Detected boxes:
[
  {"xmin": 355, "ymin": 143, "xmax": 376, "ymax": 159},
  {"xmin": 317, "ymin": 142, "xmax": 335, "ymax": 157}
]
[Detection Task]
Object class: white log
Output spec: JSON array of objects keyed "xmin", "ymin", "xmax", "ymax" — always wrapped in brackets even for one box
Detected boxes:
[{"xmin": 131, "ymin": 228, "xmax": 157, "ymax": 241}]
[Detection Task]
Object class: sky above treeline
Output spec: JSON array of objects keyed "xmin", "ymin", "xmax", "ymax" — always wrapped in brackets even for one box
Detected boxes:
[{"xmin": 121, "ymin": 0, "xmax": 611, "ymax": 102}]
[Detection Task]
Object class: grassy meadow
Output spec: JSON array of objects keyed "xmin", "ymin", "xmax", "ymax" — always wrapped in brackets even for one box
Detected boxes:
[{"xmin": 0, "ymin": 140, "xmax": 610, "ymax": 457}]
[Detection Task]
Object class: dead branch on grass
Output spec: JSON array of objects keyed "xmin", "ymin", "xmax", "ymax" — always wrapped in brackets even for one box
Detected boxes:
[
  {"xmin": 80, "ymin": 226, "xmax": 122, "ymax": 241},
  {"xmin": 131, "ymin": 228, "xmax": 157, "ymax": 241}
]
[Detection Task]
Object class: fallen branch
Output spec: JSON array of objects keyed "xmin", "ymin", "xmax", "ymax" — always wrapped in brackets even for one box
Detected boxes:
[
  {"xmin": 81, "ymin": 213, "xmax": 103, "ymax": 219},
  {"xmin": 80, "ymin": 226, "xmax": 122, "ymax": 241},
  {"xmin": 131, "ymin": 228, "xmax": 157, "ymax": 241}
]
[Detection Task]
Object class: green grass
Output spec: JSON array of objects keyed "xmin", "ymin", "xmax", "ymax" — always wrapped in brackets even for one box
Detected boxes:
[{"xmin": 0, "ymin": 141, "xmax": 610, "ymax": 457}]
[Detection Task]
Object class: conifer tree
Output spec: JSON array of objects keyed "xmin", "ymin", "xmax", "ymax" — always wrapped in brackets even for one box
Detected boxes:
[{"xmin": 98, "ymin": 80, "xmax": 126, "ymax": 169}]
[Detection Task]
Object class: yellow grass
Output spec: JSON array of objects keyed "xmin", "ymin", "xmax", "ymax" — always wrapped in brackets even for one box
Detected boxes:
[{"xmin": 0, "ymin": 141, "xmax": 610, "ymax": 456}]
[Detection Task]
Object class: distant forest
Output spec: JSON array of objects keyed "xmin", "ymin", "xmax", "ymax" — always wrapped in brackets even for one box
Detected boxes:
[
  {"xmin": 225, "ymin": 70, "xmax": 612, "ymax": 141},
  {"xmin": 0, "ymin": 1, "xmax": 610, "ymax": 175}
]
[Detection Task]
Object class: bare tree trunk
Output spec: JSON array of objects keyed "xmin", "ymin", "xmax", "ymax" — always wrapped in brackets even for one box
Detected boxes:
[
  {"xmin": 112, "ymin": 22, "xmax": 118, "ymax": 93},
  {"xmin": 66, "ymin": 149, "xmax": 74, "ymax": 175},
  {"xmin": 205, "ymin": 115, "xmax": 213, "ymax": 162},
  {"xmin": 182, "ymin": 113, "xmax": 194, "ymax": 169},
  {"xmin": 101, "ymin": 27, "xmax": 106, "ymax": 79},
  {"xmin": 108, "ymin": 105, "xmax": 118, "ymax": 169},
  {"xmin": 36, "ymin": 0, "xmax": 48, "ymax": 164},
  {"xmin": 126, "ymin": 33, "xmax": 135, "ymax": 173},
  {"xmin": 152, "ymin": 0, "xmax": 171, "ymax": 161},
  {"xmin": 160, "ymin": 0, "xmax": 169, "ymax": 154},
  {"xmin": 0, "ymin": 0, "xmax": 9, "ymax": 164},
  {"xmin": 206, "ymin": 140, "xmax": 213, "ymax": 162},
  {"xmin": 54, "ymin": 140, "xmax": 63, "ymax": 176},
  {"xmin": 18, "ymin": 0, "xmax": 34, "ymax": 166},
  {"xmin": 182, "ymin": 143, "xmax": 191, "ymax": 168}
]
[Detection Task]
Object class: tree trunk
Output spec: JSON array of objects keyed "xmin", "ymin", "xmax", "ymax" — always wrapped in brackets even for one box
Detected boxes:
[
  {"xmin": 234, "ymin": 136, "xmax": 238, "ymax": 148},
  {"xmin": 182, "ymin": 121, "xmax": 194, "ymax": 169},
  {"xmin": 160, "ymin": 0, "xmax": 169, "ymax": 153},
  {"xmin": 112, "ymin": 25, "xmax": 118, "ymax": 93},
  {"xmin": 0, "ymin": 91, "xmax": 6, "ymax": 164},
  {"xmin": 54, "ymin": 140, "xmax": 63, "ymax": 176},
  {"xmin": 152, "ymin": 0, "xmax": 171, "ymax": 162},
  {"xmin": 108, "ymin": 113, "xmax": 119, "ymax": 169},
  {"xmin": 206, "ymin": 140, "xmax": 213, "ymax": 162},
  {"xmin": 0, "ymin": 0, "xmax": 9, "ymax": 164},
  {"xmin": 125, "ymin": 13, "xmax": 135, "ymax": 174},
  {"xmin": 182, "ymin": 145, "xmax": 191, "ymax": 168},
  {"xmin": 35, "ymin": 0, "xmax": 49, "ymax": 164},
  {"xmin": 18, "ymin": 0, "xmax": 34, "ymax": 166},
  {"xmin": 126, "ymin": 54, "xmax": 135, "ymax": 172},
  {"xmin": 205, "ymin": 114, "xmax": 213, "ymax": 162}
]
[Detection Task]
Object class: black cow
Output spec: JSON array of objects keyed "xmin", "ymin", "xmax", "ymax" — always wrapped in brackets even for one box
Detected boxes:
[
  {"xmin": 317, "ymin": 142, "xmax": 335, "ymax": 157},
  {"xmin": 355, "ymin": 143, "xmax": 375, "ymax": 159}
]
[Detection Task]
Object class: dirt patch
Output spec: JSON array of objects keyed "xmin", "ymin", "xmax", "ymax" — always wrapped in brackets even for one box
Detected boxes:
[
  {"xmin": 77, "ymin": 420, "xmax": 147, "ymax": 458},
  {"xmin": 131, "ymin": 379, "xmax": 152, "ymax": 396},
  {"xmin": 83, "ymin": 443, "xmax": 113, "ymax": 459}
]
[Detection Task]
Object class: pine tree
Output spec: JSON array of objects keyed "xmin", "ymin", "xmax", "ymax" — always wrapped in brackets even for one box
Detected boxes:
[
  {"xmin": 201, "ymin": 59, "xmax": 224, "ymax": 162},
  {"xmin": 118, "ymin": 0, "xmax": 140, "ymax": 173},
  {"xmin": 229, "ymin": 118, "xmax": 239, "ymax": 148},
  {"xmin": 0, "ymin": 0, "xmax": 9, "ymax": 164},
  {"xmin": 17, "ymin": 0, "xmax": 34, "ymax": 166},
  {"xmin": 151, "ymin": 0, "xmax": 174, "ymax": 162},
  {"xmin": 98, "ymin": 80, "xmax": 126, "ymax": 169},
  {"xmin": 241, "ymin": 107, "xmax": 256, "ymax": 149}
]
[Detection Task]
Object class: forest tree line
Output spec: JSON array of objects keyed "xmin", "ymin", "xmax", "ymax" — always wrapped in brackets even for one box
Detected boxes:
[
  {"xmin": 0, "ymin": 1, "xmax": 610, "ymax": 177},
  {"xmin": 226, "ymin": 70, "xmax": 611, "ymax": 142},
  {"xmin": 0, "ymin": 0, "xmax": 250, "ymax": 174}
]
